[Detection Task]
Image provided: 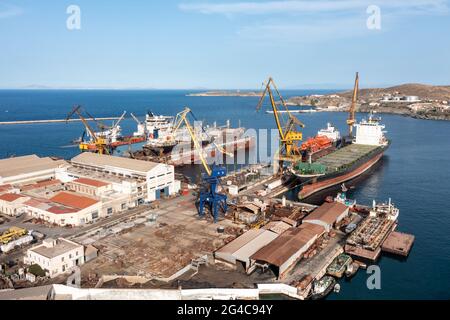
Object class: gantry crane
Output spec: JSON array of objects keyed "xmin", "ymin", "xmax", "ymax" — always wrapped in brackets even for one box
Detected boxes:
[
  {"xmin": 256, "ymin": 77, "xmax": 305, "ymax": 169},
  {"xmin": 347, "ymin": 72, "xmax": 359, "ymax": 138},
  {"xmin": 176, "ymin": 107, "xmax": 228, "ymax": 223},
  {"xmin": 66, "ymin": 105, "xmax": 111, "ymax": 155}
]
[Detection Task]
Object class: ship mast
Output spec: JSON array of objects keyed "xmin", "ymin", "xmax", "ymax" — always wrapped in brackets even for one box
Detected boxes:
[{"xmin": 347, "ymin": 72, "xmax": 359, "ymax": 138}]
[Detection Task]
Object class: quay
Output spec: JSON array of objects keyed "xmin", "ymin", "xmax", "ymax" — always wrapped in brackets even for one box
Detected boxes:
[{"xmin": 0, "ymin": 117, "xmax": 120, "ymax": 125}]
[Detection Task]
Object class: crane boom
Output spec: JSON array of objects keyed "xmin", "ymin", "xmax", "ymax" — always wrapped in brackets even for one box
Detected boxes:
[
  {"xmin": 256, "ymin": 77, "xmax": 304, "ymax": 165},
  {"xmin": 347, "ymin": 72, "xmax": 359, "ymax": 137}
]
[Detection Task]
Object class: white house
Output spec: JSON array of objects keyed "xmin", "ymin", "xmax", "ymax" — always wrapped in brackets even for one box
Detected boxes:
[{"xmin": 25, "ymin": 238, "xmax": 84, "ymax": 278}]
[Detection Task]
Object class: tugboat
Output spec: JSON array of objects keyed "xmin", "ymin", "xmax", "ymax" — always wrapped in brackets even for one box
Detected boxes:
[
  {"xmin": 310, "ymin": 276, "xmax": 336, "ymax": 300},
  {"xmin": 327, "ymin": 253, "xmax": 353, "ymax": 278}
]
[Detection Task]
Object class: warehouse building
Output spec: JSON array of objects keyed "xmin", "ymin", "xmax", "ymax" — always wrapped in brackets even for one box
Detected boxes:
[
  {"xmin": 24, "ymin": 238, "xmax": 84, "ymax": 278},
  {"xmin": 215, "ymin": 229, "xmax": 279, "ymax": 273},
  {"xmin": 0, "ymin": 155, "xmax": 69, "ymax": 185},
  {"xmin": 0, "ymin": 193, "xmax": 29, "ymax": 216},
  {"xmin": 24, "ymin": 192, "xmax": 101, "ymax": 226},
  {"xmin": 251, "ymin": 224, "xmax": 325, "ymax": 278},
  {"xmin": 302, "ymin": 201, "xmax": 349, "ymax": 232},
  {"xmin": 68, "ymin": 153, "xmax": 180, "ymax": 202}
]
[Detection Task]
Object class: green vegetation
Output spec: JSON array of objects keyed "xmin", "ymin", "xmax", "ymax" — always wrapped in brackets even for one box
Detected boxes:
[{"xmin": 28, "ymin": 264, "xmax": 46, "ymax": 277}]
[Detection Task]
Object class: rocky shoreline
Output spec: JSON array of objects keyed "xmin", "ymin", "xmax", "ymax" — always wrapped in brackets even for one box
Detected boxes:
[{"xmin": 287, "ymin": 83, "xmax": 450, "ymax": 121}]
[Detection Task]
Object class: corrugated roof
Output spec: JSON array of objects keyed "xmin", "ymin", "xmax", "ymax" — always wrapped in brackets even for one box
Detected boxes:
[
  {"xmin": 71, "ymin": 153, "xmax": 160, "ymax": 174},
  {"xmin": 72, "ymin": 178, "xmax": 110, "ymax": 188},
  {"xmin": 50, "ymin": 192, "xmax": 98, "ymax": 210},
  {"xmin": 251, "ymin": 224, "xmax": 325, "ymax": 267},
  {"xmin": 216, "ymin": 229, "xmax": 265, "ymax": 255},
  {"xmin": 303, "ymin": 202, "xmax": 348, "ymax": 225},
  {"xmin": 0, "ymin": 193, "xmax": 26, "ymax": 202},
  {"xmin": 263, "ymin": 221, "xmax": 292, "ymax": 235},
  {"xmin": 233, "ymin": 230, "xmax": 279, "ymax": 262},
  {"xmin": 0, "ymin": 155, "xmax": 68, "ymax": 179}
]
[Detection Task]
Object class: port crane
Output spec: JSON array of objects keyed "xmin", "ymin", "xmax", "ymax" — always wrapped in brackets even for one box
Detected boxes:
[
  {"xmin": 66, "ymin": 105, "xmax": 111, "ymax": 155},
  {"xmin": 347, "ymin": 72, "xmax": 359, "ymax": 138},
  {"xmin": 256, "ymin": 77, "xmax": 305, "ymax": 168},
  {"xmin": 176, "ymin": 107, "xmax": 229, "ymax": 223}
]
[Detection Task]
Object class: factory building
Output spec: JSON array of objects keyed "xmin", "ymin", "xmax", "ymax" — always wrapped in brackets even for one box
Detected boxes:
[
  {"xmin": 251, "ymin": 224, "xmax": 325, "ymax": 278},
  {"xmin": 214, "ymin": 228, "xmax": 279, "ymax": 273},
  {"xmin": 0, "ymin": 155, "xmax": 69, "ymax": 185},
  {"xmin": 68, "ymin": 153, "xmax": 180, "ymax": 202},
  {"xmin": 302, "ymin": 202, "xmax": 349, "ymax": 232},
  {"xmin": 24, "ymin": 192, "xmax": 101, "ymax": 227},
  {"xmin": 24, "ymin": 238, "xmax": 85, "ymax": 278},
  {"xmin": 0, "ymin": 193, "xmax": 29, "ymax": 217}
]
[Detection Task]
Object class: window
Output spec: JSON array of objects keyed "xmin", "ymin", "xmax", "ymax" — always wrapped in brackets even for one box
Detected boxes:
[
  {"xmin": 107, "ymin": 208, "xmax": 113, "ymax": 215},
  {"xmin": 92, "ymin": 211, "xmax": 99, "ymax": 219},
  {"xmin": 61, "ymin": 257, "xmax": 64, "ymax": 262}
]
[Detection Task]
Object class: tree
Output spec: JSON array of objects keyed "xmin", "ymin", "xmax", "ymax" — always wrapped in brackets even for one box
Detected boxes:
[{"xmin": 28, "ymin": 264, "xmax": 46, "ymax": 277}]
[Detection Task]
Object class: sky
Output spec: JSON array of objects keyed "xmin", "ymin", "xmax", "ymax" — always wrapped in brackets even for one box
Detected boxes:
[{"xmin": 0, "ymin": 0, "xmax": 449, "ymax": 89}]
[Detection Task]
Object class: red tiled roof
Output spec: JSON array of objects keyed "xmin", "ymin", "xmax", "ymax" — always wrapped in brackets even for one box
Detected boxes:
[
  {"xmin": 0, "ymin": 193, "xmax": 25, "ymax": 202},
  {"xmin": 47, "ymin": 205, "xmax": 77, "ymax": 214},
  {"xmin": 0, "ymin": 184, "xmax": 13, "ymax": 193},
  {"xmin": 50, "ymin": 192, "xmax": 98, "ymax": 210},
  {"xmin": 21, "ymin": 179, "xmax": 61, "ymax": 191},
  {"xmin": 72, "ymin": 178, "xmax": 109, "ymax": 188}
]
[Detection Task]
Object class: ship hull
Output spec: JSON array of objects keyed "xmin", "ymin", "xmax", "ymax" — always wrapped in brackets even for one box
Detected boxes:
[{"xmin": 298, "ymin": 143, "xmax": 388, "ymax": 200}]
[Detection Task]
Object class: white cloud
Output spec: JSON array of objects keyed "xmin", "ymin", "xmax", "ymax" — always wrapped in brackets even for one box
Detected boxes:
[
  {"xmin": 179, "ymin": 0, "xmax": 449, "ymax": 16},
  {"xmin": 0, "ymin": 3, "xmax": 23, "ymax": 19}
]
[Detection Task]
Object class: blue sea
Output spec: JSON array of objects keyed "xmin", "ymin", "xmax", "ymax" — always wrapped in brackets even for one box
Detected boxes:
[{"xmin": 0, "ymin": 89, "xmax": 449, "ymax": 299}]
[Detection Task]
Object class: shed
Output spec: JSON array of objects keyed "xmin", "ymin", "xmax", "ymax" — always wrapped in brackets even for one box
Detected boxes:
[
  {"xmin": 215, "ymin": 229, "xmax": 279, "ymax": 273},
  {"xmin": 251, "ymin": 224, "xmax": 325, "ymax": 278},
  {"xmin": 303, "ymin": 202, "xmax": 349, "ymax": 232}
]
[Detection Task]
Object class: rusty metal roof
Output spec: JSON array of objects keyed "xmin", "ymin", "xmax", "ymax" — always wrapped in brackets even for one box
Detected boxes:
[{"xmin": 251, "ymin": 224, "xmax": 324, "ymax": 267}]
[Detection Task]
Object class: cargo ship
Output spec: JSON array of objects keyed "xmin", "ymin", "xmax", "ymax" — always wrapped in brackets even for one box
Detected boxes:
[{"xmin": 293, "ymin": 112, "xmax": 390, "ymax": 200}]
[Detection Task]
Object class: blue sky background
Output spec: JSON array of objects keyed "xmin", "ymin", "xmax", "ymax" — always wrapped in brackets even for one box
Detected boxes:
[{"xmin": 1, "ymin": 0, "xmax": 449, "ymax": 89}]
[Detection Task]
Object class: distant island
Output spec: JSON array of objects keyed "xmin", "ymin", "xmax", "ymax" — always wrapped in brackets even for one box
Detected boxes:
[
  {"xmin": 187, "ymin": 90, "xmax": 262, "ymax": 97},
  {"xmin": 288, "ymin": 83, "xmax": 450, "ymax": 121}
]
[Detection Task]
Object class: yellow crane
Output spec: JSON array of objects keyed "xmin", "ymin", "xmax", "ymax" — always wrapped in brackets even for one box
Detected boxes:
[
  {"xmin": 347, "ymin": 72, "xmax": 359, "ymax": 137},
  {"xmin": 256, "ymin": 77, "xmax": 305, "ymax": 167},
  {"xmin": 66, "ymin": 105, "xmax": 111, "ymax": 155}
]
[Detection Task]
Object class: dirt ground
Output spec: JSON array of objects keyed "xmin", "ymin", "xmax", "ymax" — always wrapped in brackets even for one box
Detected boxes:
[{"xmin": 80, "ymin": 195, "xmax": 245, "ymax": 284}]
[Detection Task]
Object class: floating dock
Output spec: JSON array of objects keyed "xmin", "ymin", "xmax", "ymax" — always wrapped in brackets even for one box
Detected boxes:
[{"xmin": 381, "ymin": 231, "xmax": 415, "ymax": 257}]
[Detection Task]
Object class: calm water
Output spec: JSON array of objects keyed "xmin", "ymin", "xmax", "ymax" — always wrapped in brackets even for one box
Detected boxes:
[{"xmin": 0, "ymin": 90, "xmax": 449, "ymax": 299}]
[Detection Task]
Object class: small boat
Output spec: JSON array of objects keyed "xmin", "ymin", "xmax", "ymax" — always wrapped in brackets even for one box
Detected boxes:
[
  {"xmin": 345, "ymin": 262, "xmax": 360, "ymax": 278},
  {"xmin": 310, "ymin": 276, "xmax": 336, "ymax": 300},
  {"xmin": 333, "ymin": 283, "xmax": 341, "ymax": 293},
  {"xmin": 327, "ymin": 253, "xmax": 353, "ymax": 278}
]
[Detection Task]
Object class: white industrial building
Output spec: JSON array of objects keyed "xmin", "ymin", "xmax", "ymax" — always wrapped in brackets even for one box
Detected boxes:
[
  {"xmin": 68, "ymin": 153, "xmax": 180, "ymax": 202},
  {"xmin": 0, "ymin": 193, "xmax": 29, "ymax": 216},
  {"xmin": 25, "ymin": 238, "xmax": 85, "ymax": 278},
  {"xmin": 24, "ymin": 192, "xmax": 102, "ymax": 227},
  {"xmin": 0, "ymin": 155, "xmax": 69, "ymax": 185}
]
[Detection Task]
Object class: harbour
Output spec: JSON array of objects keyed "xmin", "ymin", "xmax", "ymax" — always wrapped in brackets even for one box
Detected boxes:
[{"xmin": 0, "ymin": 88, "xmax": 448, "ymax": 300}]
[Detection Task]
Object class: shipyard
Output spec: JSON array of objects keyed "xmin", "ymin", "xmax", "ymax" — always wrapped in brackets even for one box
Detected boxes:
[{"xmin": 0, "ymin": 74, "xmax": 416, "ymax": 301}]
